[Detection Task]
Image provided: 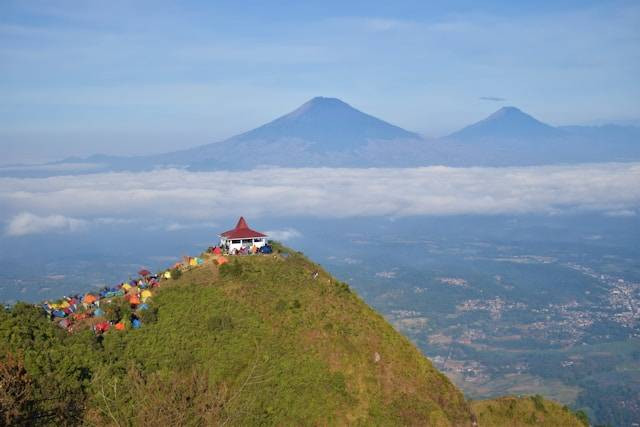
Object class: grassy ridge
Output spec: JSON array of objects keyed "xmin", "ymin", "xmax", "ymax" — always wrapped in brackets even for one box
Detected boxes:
[
  {"xmin": 471, "ymin": 395, "xmax": 589, "ymax": 426},
  {"xmin": 1, "ymin": 244, "xmax": 585, "ymax": 426}
]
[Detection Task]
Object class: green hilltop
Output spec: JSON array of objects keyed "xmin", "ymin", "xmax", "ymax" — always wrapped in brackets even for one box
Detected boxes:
[{"xmin": 1, "ymin": 243, "xmax": 587, "ymax": 426}]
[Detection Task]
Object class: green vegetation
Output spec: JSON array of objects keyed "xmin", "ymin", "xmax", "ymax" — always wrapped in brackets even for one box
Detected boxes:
[
  {"xmin": 471, "ymin": 396, "xmax": 588, "ymax": 427},
  {"xmin": 0, "ymin": 245, "xmax": 585, "ymax": 426}
]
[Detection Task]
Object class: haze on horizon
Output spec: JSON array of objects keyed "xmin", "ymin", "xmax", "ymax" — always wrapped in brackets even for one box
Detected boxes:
[{"xmin": 1, "ymin": 0, "xmax": 639, "ymax": 164}]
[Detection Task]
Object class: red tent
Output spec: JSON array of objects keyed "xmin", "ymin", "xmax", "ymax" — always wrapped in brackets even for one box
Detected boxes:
[
  {"xmin": 95, "ymin": 322, "xmax": 110, "ymax": 333},
  {"xmin": 213, "ymin": 246, "xmax": 222, "ymax": 255},
  {"xmin": 138, "ymin": 269, "xmax": 151, "ymax": 277}
]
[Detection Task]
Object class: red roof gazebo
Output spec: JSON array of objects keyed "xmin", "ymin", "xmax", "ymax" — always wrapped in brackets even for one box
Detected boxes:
[{"xmin": 219, "ymin": 217, "xmax": 268, "ymax": 251}]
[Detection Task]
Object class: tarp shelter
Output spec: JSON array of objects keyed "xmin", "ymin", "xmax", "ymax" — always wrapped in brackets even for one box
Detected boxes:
[
  {"xmin": 73, "ymin": 312, "xmax": 89, "ymax": 321},
  {"xmin": 95, "ymin": 322, "xmax": 110, "ymax": 333}
]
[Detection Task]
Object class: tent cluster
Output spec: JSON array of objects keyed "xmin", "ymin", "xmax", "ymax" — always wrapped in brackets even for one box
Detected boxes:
[
  {"xmin": 208, "ymin": 244, "xmax": 273, "ymax": 256},
  {"xmin": 42, "ymin": 269, "xmax": 159, "ymax": 334},
  {"xmin": 38, "ymin": 238, "xmax": 275, "ymax": 335},
  {"xmin": 185, "ymin": 256, "xmax": 205, "ymax": 267}
]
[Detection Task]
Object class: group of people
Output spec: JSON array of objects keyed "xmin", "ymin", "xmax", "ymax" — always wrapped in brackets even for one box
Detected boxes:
[{"xmin": 209, "ymin": 244, "xmax": 273, "ymax": 256}]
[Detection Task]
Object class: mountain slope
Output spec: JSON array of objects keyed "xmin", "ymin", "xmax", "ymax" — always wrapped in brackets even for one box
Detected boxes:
[
  {"xmin": 439, "ymin": 106, "xmax": 640, "ymax": 165},
  {"xmin": 231, "ymin": 96, "xmax": 419, "ymax": 148},
  {"xmin": 6, "ymin": 99, "xmax": 640, "ymax": 177},
  {"xmin": 447, "ymin": 106, "xmax": 565, "ymax": 142},
  {"xmin": 0, "ymin": 245, "xmax": 470, "ymax": 425},
  {"xmin": 172, "ymin": 96, "xmax": 436, "ymax": 169},
  {"xmin": 37, "ymin": 97, "xmax": 440, "ymax": 172},
  {"xmin": 471, "ymin": 396, "xmax": 587, "ymax": 427},
  {"xmin": 0, "ymin": 244, "xmax": 587, "ymax": 426}
]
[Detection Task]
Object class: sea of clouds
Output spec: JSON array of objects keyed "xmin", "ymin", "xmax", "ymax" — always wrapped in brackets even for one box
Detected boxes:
[{"xmin": 1, "ymin": 163, "xmax": 639, "ymax": 236}]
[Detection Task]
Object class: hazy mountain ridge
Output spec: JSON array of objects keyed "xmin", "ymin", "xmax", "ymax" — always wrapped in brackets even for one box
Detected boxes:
[{"xmin": 4, "ymin": 97, "xmax": 639, "ymax": 176}]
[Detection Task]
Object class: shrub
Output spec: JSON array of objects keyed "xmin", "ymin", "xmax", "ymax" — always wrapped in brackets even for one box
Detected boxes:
[
  {"xmin": 103, "ymin": 304, "xmax": 122, "ymax": 323},
  {"xmin": 275, "ymin": 299, "xmax": 287, "ymax": 312},
  {"xmin": 219, "ymin": 260, "xmax": 243, "ymax": 278},
  {"xmin": 0, "ymin": 353, "xmax": 35, "ymax": 426},
  {"xmin": 171, "ymin": 268, "xmax": 182, "ymax": 280},
  {"xmin": 574, "ymin": 409, "xmax": 589, "ymax": 427},
  {"xmin": 531, "ymin": 394, "xmax": 546, "ymax": 412},
  {"xmin": 138, "ymin": 305, "xmax": 159, "ymax": 324}
]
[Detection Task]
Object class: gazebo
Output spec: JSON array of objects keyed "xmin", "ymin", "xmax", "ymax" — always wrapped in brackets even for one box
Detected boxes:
[{"xmin": 219, "ymin": 217, "xmax": 268, "ymax": 253}]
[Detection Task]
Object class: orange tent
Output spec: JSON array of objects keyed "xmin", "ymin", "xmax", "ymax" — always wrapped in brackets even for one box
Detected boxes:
[
  {"xmin": 129, "ymin": 295, "xmax": 141, "ymax": 305},
  {"xmin": 115, "ymin": 322, "xmax": 125, "ymax": 331},
  {"xmin": 84, "ymin": 294, "xmax": 98, "ymax": 304},
  {"xmin": 217, "ymin": 257, "xmax": 229, "ymax": 265}
]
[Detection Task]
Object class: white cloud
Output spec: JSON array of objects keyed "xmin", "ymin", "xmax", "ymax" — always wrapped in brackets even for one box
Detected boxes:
[
  {"xmin": 165, "ymin": 221, "xmax": 218, "ymax": 232},
  {"xmin": 5, "ymin": 212, "xmax": 87, "ymax": 236},
  {"xmin": 605, "ymin": 209, "xmax": 637, "ymax": 217},
  {"xmin": 0, "ymin": 164, "xmax": 639, "ymax": 234},
  {"xmin": 265, "ymin": 228, "xmax": 302, "ymax": 241}
]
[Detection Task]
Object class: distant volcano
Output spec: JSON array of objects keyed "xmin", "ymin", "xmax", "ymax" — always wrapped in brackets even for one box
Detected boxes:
[
  {"xmin": 229, "ymin": 96, "xmax": 420, "ymax": 150},
  {"xmin": 21, "ymin": 98, "xmax": 640, "ymax": 177},
  {"xmin": 447, "ymin": 106, "xmax": 564, "ymax": 142}
]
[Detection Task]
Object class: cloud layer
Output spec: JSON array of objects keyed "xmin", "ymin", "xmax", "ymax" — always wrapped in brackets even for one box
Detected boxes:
[
  {"xmin": 6, "ymin": 212, "xmax": 87, "ymax": 236},
  {"xmin": 2, "ymin": 163, "xmax": 639, "ymax": 235}
]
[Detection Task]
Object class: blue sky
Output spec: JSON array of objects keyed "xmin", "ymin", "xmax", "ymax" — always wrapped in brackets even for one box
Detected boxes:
[{"xmin": 1, "ymin": 0, "xmax": 639, "ymax": 163}]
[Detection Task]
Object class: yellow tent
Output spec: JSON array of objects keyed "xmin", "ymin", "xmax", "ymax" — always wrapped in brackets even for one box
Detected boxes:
[
  {"xmin": 141, "ymin": 290, "xmax": 152, "ymax": 302},
  {"xmin": 122, "ymin": 283, "xmax": 132, "ymax": 292},
  {"xmin": 163, "ymin": 271, "xmax": 171, "ymax": 279}
]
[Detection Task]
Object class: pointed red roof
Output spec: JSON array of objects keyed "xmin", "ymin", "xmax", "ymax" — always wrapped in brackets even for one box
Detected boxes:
[{"xmin": 220, "ymin": 216, "xmax": 267, "ymax": 239}]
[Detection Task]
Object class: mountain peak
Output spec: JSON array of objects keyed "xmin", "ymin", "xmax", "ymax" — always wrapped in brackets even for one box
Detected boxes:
[
  {"xmin": 491, "ymin": 105, "xmax": 524, "ymax": 115},
  {"xmin": 232, "ymin": 97, "xmax": 420, "ymax": 147},
  {"xmin": 285, "ymin": 96, "xmax": 354, "ymax": 119},
  {"xmin": 307, "ymin": 96, "xmax": 348, "ymax": 105},
  {"xmin": 448, "ymin": 106, "xmax": 563, "ymax": 141}
]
